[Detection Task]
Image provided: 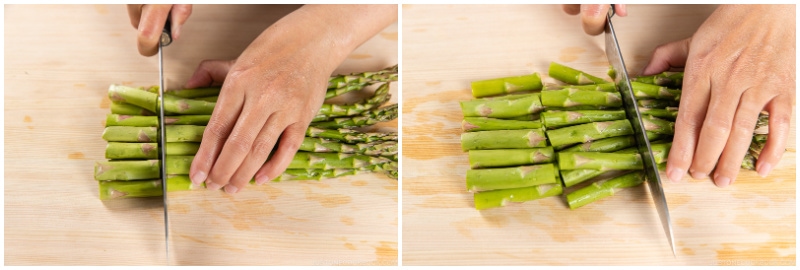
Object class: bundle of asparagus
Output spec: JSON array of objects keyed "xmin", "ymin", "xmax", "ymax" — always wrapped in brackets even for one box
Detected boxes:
[
  {"xmin": 461, "ymin": 62, "xmax": 774, "ymax": 210},
  {"xmin": 95, "ymin": 65, "xmax": 399, "ymax": 200}
]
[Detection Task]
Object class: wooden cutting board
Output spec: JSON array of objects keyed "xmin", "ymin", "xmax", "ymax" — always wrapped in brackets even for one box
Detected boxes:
[
  {"xmin": 4, "ymin": 4, "xmax": 398, "ymax": 265},
  {"xmin": 401, "ymin": 4, "xmax": 796, "ymax": 266}
]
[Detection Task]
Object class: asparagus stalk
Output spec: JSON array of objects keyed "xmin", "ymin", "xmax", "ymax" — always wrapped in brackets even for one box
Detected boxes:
[
  {"xmin": 541, "ymin": 110, "xmax": 626, "ymax": 128},
  {"xmin": 561, "ymin": 83, "xmax": 617, "ymax": 92},
  {"xmin": 548, "ymin": 62, "xmax": 607, "ymax": 85},
  {"xmin": 327, "ymin": 65, "xmax": 398, "ymax": 89},
  {"xmin": 165, "ymin": 87, "xmax": 221, "ymax": 98},
  {"xmin": 473, "ymin": 184, "xmax": 563, "ymax": 210},
  {"xmin": 461, "ymin": 129, "xmax": 548, "ymax": 150},
  {"xmin": 558, "ymin": 152, "xmax": 643, "ymax": 171},
  {"xmin": 316, "ymin": 83, "xmax": 391, "ymax": 118},
  {"xmin": 102, "ymin": 125, "xmax": 205, "ymax": 143},
  {"xmin": 540, "ymin": 89, "xmax": 622, "ymax": 108},
  {"xmin": 299, "ymin": 137, "xmax": 397, "ymax": 156},
  {"xmin": 98, "ymin": 175, "xmax": 200, "ymax": 200},
  {"xmin": 632, "ymin": 71, "xmax": 683, "ymax": 88},
  {"xmin": 466, "ymin": 163, "xmax": 557, "ymax": 192},
  {"xmin": 287, "ymin": 152, "xmax": 393, "ymax": 170},
  {"xmin": 110, "ymin": 101, "xmax": 155, "ymax": 116},
  {"xmin": 631, "ymin": 82, "xmax": 681, "ymax": 101},
  {"xmin": 637, "ymin": 99, "xmax": 679, "ymax": 109},
  {"xmin": 470, "ymin": 73, "xmax": 543, "ymax": 98},
  {"xmin": 638, "ymin": 107, "xmax": 678, "ymax": 120},
  {"xmin": 559, "ymin": 132, "xmax": 662, "ymax": 153},
  {"xmin": 94, "ymin": 156, "xmax": 195, "ymax": 181},
  {"xmin": 545, "ymin": 120, "xmax": 633, "ymax": 147},
  {"xmin": 566, "ymin": 171, "xmax": 645, "ymax": 209},
  {"xmin": 305, "ymin": 127, "xmax": 397, "ymax": 144},
  {"xmin": 105, "ymin": 114, "xmax": 211, "ymax": 127},
  {"xmin": 468, "ymin": 147, "xmax": 555, "ymax": 168},
  {"xmin": 105, "ymin": 142, "xmax": 200, "ymax": 159},
  {"xmin": 310, "ymin": 104, "xmax": 398, "ymax": 129},
  {"xmin": 460, "ymin": 93, "xmax": 544, "ymax": 118},
  {"xmin": 642, "ymin": 115, "xmax": 675, "ymax": 135},
  {"xmin": 461, "ymin": 117, "xmax": 542, "ymax": 132}
]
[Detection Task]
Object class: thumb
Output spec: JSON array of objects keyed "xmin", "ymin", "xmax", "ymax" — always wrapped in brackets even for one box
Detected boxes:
[
  {"xmin": 185, "ymin": 59, "xmax": 235, "ymax": 89},
  {"xmin": 640, "ymin": 38, "xmax": 692, "ymax": 75}
]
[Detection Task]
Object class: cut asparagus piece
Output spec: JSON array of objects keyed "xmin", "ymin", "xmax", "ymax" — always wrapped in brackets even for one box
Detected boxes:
[
  {"xmin": 558, "ymin": 152, "xmax": 643, "ymax": 171},
  {"xmin": 327, "ymin": 64, "xmax": 398, "ymax": 89},
  {"xmin": 637, "ymin": 99, "xmax": 679, "ymax": 108},
  {"xmin": 468, "ymin": 147, "xmax": 555, "ymax": 168},
  {"xmin": 105, "ymin": 114, "xmax": 212, "ymax": 127},
  {"xmin": 562, "ymin": 83, "xmax": 617, "ymax": 92},
  {"xmin": 541, "ymin": 110, "xmax": 626, "ymax": 128},
  {"xmin": 548, "ymin": 62, "xmax": 607, "ymax": 85},
  {"xmin": 540, "ymin": 89, "xmax": 622, "ymax": 108},
  {"xmin": 559, "ymin": 132, "xmax": 662, "ymax": 153},
  {"xmin": 566, "ymin": 171, "xmax": 645, "ymax": 209},
  {"xmin": 545, "ymin": 120, "xmax": 633, "ymax": 147},
  {"xmin": 460, "ymin": 93, "xmax": 544, "ymax": 118},
  {"xmin": 473, "ymin": 184, "xmax": 563, "ymax": 210},
  {"xmin": 94, "ymin": 156, "xmax": 195, "ymax": 180},
  {"xmin": 461, "ymin": 129, "xmax": 548, "ymax": 150},
  {"xmin": 105, "ymin": 142, "xmax": 200, "ymax": 159},
  {"xmin": 466, "ymin": 163, "xmax": 557, "ymax": 192},
  {"xmin": 165, "ymin": 87, "xmax": 221, "ymax": 98},
  {"xmin": 108, "ymin": 85, "xmax": 217, "ymax": 114},
  {"xmin": 642, "ymin": 115, "xmax": 675, "ymax": 135},
  {"xmin": 470, "ymin": 73, "xmax": 543, "ymax": 98},
  {"xmin": 110, "ymin": 101, "xmax": 155, "ymax": 116},
  {"xmin": 631, "ymin": 82, "xmax": 681, "ymax": 101},
  {"xmin": 461, "ymin": 117, "xmax": 542, "ymax": 132}
]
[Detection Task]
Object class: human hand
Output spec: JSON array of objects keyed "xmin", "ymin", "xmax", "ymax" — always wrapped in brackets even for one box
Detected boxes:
[
  {"xmin": 186, "ymin": 4, "xmax": 398, "ymax": 194},
  {"xmin": 127, "ymin": 4, "xmax": 192, "ymax": 56},
  {"xmin": 562, "ymin": 4, "xmax": 627, "ymax": 35},
  {"xmin": 640, "ymin": 5, "xmax": 795, "ymax": 187}
]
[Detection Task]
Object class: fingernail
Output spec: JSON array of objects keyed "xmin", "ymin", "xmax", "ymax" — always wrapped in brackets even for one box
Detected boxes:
[
  {"xmin": 715, "ymin": 176, "xmax": 731, "ymax": 188},
  {"xmin": 224, "ymin": 185, "xmax": 238, "ymax": 194},
  {"xmin": 255, "ymin": 176, "xmax": 269, "ymax": 185},
  {"xmin": 757, "ymin": 163, "xmax": 772, "ymax": 178},
  {"xmin": 667, "ymin": 167, "xmax": 684, "ymax": 182},
  {"xmin": 689, "ymin": 170, "xmax": 707, "ymax": 180},
  {"xmin": 173, "ymin": 27, "xmax": 181, "ymax": 40},
  {"xmin": 191, "ymin": 171, "xmax": 207, "ymax": 185},
  {"xmin": 206, "ymin": 180, "xmax": 221, "ymax": 191}
]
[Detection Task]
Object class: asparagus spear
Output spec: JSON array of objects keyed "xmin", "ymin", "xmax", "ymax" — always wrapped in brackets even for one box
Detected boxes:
[
  {"xmin": 461, "ymin": 117, "xmax": 542, "ymax": 132},
  {"xmin": 631, "ymin": 82, "xmax": 681, "ymax": 101},
  {"xmin": 299, "ymin": 137, "xmax": 397, "ymax": 156},
  {"xmin": 541, "ymin": 110, "xmax": 626, "ymax": 128},
  {"xmin": 109, "ymin": 85, "xmax": 217, "ymax": 115},
  {"xmin": 460, "ymin": 93, "xmax": 544, "ymax": 118},
  {"xmin": 98, "ymin": 175, "xmax": 200, "ymax": 200},
  {"xmin": 468, "ymin": 147, "xmax": 555, "ymax": 168},
  {"xmin": 548, "ymin": 62, "xmax": 607, "ymax": 85},
  {"xmin": 94, "ymin": 156, "xmax": 196, "ymax": 181},
  {"xmin": 310, "ymin": 104, "xmax": 398, "ymax": 129},
  {"xmin": 110, "ymin": 101, "xmax": 155, "ymax": 116},
  {"xmin": 305, "ymin": 127, "xmax": 397, "ymax": 144},
  {"xmin": 559, "ymin": 132, "xmax": 662, "ymax": 153},
  {"xmin": 327, "ymin": 64, "xmax": 398, "ymax": 89},
  {"xmin": 638, "ymin": 107, "xmax": 678, "ymax": 120},
  {"xmin": 632, "ymin": 71, "xmax": 683, "ymax": 88},
  {"xmin": 105, "ymin": 142, "xmax": 200, "ymax": 159},
  {"xmin": 558, "ymin": 152, "xmax": 643, "ymax": 171},
  {"xmin": 473, "ymin": 184, "xmax": 563, "ymax": 210},
  {"xmin": 105, "ymin": 114, "xmax": 211, "ymax": 127},
  {"xmin": 466, "ymin": 163, "xmax": 557, "ymax": 192},
  {"xmin": 470, "ymin": 73, "xmax": 543, "ymax": 98},
  {"xmin": 164, "ymin": 87, "xmax": 221, "ymax": 98},
  {"xmin": 287, "ymin": 152, "xmax": 393, "ymax": 170},
  {"xmin": 316, "ymin": 83, "xmax": 391, "ymax": 118},
  {"xmin": 545, "ymin": 120, "xmax": 633, "ymax": 147},
  {"xmin": 461, "ymin": 129, "xmax": 548, "ymax": 150},
  {"xmin": 540, "ymin": 89, "xmax": 622, "ymax": 108},
  {"xmin": 637, "ymin": 99, "xmax": 679, "ymax": 109},
  {"xmin": 561, "ymin": 83, "xmax": 617, "ymax": 92},
  {"xmin": 102, "ymin": 125, "xmax": 205, "ymax": 143},
  {"xmin": 642, "ymin": 115, "xmax": 675, "ymax": 135},
  {"xmin": 566, "ymin": 171, "xmax": 645, "ymax": 209}
]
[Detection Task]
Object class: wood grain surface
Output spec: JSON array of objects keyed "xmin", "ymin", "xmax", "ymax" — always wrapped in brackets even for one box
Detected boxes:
[
  {"xmin": 4, "ymin": 4, "xmax": 398, "ymax": 265},
  {"xmin": 401, "ymin": 4, "xmax": 796, "ymax": 266}
]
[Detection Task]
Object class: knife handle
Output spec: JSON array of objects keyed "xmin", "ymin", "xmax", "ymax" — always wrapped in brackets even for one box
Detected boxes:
[{"xmin": 160, "ymin": 16, "xmax": 172, "ymax": 47}]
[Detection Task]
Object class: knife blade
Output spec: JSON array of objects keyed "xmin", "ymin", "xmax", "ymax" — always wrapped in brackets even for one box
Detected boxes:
[
  {"xmin": 604, "ymin": 5, "xmax": 675, "ymax": 257},
  {"xmin": 158, "ymin": 18, "xmax": 172, "ymax": 263}
]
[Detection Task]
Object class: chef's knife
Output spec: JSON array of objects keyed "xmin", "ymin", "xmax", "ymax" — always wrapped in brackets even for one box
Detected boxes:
[
  {"xmin": 604, "ymin": 5, "xmax": 675, "ymax": 257},
  {"xmin": 158, "ymin": 18, "xmax": 172, "ymax": 263}
]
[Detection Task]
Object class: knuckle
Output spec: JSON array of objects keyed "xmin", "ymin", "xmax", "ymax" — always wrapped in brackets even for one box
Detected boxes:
[
  {"xmin": 204, "ymin": 120, "xmax": 232, "ymax": 141},
  {"xmin": 251, "ymin": 137, "xmax": 276, "ymax": 158},
  {"xmin": 226, "ymin": 134, "xmax": 255, "ymax": 155}
]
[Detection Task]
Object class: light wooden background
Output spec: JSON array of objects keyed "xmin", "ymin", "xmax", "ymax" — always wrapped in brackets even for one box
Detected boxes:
[
  {"xmin": 401, "ymin": 4, "xmax": 796, "ymax": 266},
  {"xmin": 5, "ymin": 4, "xmax": 398, "ymax": 265}
]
